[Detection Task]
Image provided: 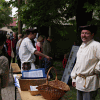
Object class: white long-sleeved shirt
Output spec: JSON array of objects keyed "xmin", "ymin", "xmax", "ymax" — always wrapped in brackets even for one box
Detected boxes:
[
  {"xmin": 71, "ymin": 39, "xmax": 100, "ymax": 92},
  {"xmin": 19, "ymin": 37, "xmax": 36, "ymax": 72}
]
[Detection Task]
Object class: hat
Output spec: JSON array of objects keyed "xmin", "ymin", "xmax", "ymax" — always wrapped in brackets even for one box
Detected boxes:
[{"xmin": 79, "ymin": 25, "xmax": 97, "ymax": 34}]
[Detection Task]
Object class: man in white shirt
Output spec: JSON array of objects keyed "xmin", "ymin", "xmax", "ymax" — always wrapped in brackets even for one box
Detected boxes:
[
  {"xmin": 71, "ymin": 25, "xmax": 100, "ymax": 100},
  {"xmin": 19, "ymin": 29, "xmax": 52, "ymax": 72}
]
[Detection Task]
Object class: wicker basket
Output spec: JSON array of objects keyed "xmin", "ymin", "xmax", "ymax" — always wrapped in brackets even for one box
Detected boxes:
[
  {"xmin": 18, "ymin": 77, "xmax": 46, "ymax": 91},
  {"xmin": 37, "ymin": 67, "xmax": 70, "ymax": 100},
  {"xmin": 29, "ymin": 90, "xmax": 40, "ymax": 96}
]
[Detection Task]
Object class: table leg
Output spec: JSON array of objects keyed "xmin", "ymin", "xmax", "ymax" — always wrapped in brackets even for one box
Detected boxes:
[{"xmin": 15, "ymin": 86, "xmax": 17, "ymax": 100}]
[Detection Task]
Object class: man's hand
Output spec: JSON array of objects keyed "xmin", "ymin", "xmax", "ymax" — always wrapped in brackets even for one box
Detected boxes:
[
  {"xmin": 72, "ymin": 82, "xmax": 76, "ymax": 87},
  {"xmin": 45, "ymin": 55, "xmax": 52, "ymax": 61},
  {"xmin": 34, "ymin": 50, "xmax": 52, "ymax": 60}
]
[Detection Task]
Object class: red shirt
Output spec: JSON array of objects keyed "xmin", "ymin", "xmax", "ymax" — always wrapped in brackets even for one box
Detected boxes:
[
  {"xmin": 6, "ymin": 39, "xmax": 14, "ymax": 56},
  {"xmin": 62, "ymin": 58, "xmax": 67, "ymax": 68},
  {"xmin": 36, "ymin": 42, "xmax": 42, "ymax": 60}
]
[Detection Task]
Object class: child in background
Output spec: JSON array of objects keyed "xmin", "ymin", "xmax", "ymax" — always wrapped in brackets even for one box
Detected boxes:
[{"xmin": 62, "ymin": 54, "xmax": 67, "ymax": 68}]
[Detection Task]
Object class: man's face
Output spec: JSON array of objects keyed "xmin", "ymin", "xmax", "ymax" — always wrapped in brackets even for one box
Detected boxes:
[
  {"xmin": 81, "ymin": 30, "xmax": 94, "ymax": 43},
  {"xmin": 31, "ymin": 33, "xmax": 37, "ymax": 39},
  {"xmin": 13, "ymin": 33, "xmax": 16, "ymax": 39},
  {"xmin": 18, "ymin": 36, "xmax": 20, "ymax": 40}
]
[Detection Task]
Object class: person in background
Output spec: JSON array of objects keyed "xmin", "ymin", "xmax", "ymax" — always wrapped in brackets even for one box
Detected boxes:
[
  {"xmin": 6, "ymin": 33, "xmax": 14, "ymax": 69},
  {"xmin": 71, "ymin": 25, "xmax": 100, "ymax": 100},
  {"xmin": 0, "ymin": 33, "xmax": 7, "ymax": 57},
  {"xmin": 62, "ymin": 54, "xmax": 67, "ymax": 69},
  {"xmin": 43, "ymin": 36, "xmax": 53, "ymax": 78},
  {"xmin": 2, "ymin": 42, "xmax": 8, "ymax": 58},
  {"xmin": 12, "ymin": 32, "xmax": 18, "ymax": 63},
  {"xmin": 36, "ymin": 35, "xmax": 44, "ymax": 68},
  {"xmin": 34, "ymin": 32, "xmax": 39, "ymax": 47},
  {"xmin": 43, "ymin": 36, "xmax": 52, "ymax": 57},
  {"xmin": 19, "ymin": 29, "xmax": 52, "ymax": 72},
  {"xmin": 16, "ymin": 34, "xmax": 23, "ymax": 69},
  {"xmin": 0, "ymin": 33, "xmax": 9, "ymax": 100},
  {"xmin": 32, "ymin": 38, "xmax": 38, "ymax": 68}
]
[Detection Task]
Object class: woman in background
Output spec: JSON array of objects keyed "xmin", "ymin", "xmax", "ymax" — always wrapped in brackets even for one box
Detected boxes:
[
  {"xmin": 36, "ymin": 35, "xmax": 44, "ymax": 68},
  {"xmin": 6, "ymin": 33, "xmax": 14, "ymax": 69}
]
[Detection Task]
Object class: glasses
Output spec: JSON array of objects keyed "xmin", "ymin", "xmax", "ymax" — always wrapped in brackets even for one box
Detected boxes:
[{"xmin": 81, "ymin": 32, "xmax": 91, "ymax": 35}]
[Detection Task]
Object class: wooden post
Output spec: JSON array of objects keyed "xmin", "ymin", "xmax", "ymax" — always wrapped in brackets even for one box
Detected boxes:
[
  {"xmin": 49, "ymin": 26, "xmax": 51, "ymax": 37},
  {"xmin": 18, "ymin": 0, "xmax": 22, "ymax": 34}
]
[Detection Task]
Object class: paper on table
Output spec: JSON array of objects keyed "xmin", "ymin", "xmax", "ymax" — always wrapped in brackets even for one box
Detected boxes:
[
  {"xmin": 13, "ymin": 74, "xmax": 17, "ymax": 79},
  {"xmin": 23, "ymin": 70, "xmax": 43, "ymax": 78},
  {"xmin": 13, "ymin": 74, "xmax": 21, "ymax": 79},
  {"xmin": 14, "ymin": 76, "xmax": 20, "ymax": 88}
]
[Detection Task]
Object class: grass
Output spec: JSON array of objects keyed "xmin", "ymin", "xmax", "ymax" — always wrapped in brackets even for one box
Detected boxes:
[{"xmin": 52, "ymin": 61, "xmax": 100, "ymax": 100}]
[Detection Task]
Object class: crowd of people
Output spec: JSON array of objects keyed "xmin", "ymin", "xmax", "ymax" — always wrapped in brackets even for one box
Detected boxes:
[
  {"xmin": 0, "ymin": 30, "xmax": 53, "ymax": 73},
  {"xmin": 0, "ymin": 29, "xmax": 54, "ymax": 99},
  {"xmin": 1, "ymin": 29, "xmax": 66, "ymax": 77},
  {"xmin": 1, "ymin": 29, "xmax": 53, "ymax": 78}
]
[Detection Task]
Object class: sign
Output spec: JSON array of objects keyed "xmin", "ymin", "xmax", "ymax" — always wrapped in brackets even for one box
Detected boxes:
[{"xmin": 61, "ymin": 45, "xmax": 79, "ymax": 84}]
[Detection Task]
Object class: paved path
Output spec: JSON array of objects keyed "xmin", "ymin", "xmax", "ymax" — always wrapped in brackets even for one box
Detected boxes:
[{"xmin": 1, "ymin": 72, "xmax": 21, "ymax": 100}]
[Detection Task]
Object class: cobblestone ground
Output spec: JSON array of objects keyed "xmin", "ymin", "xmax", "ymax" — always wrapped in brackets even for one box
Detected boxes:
[{"xmin": 1, "ymin": 72, "xmax": 21, "ymax": 100}]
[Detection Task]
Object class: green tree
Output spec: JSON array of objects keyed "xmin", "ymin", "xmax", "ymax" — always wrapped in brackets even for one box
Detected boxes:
[
  {"xmin": 9, "ymin": 0, "xmax": 100, "ymax": 58},
  {"xmin": 9, "ymin": 0, "xmax": 98, "ymax": 28},
  {"xmin": 9, "ymin": 0, "xmax": 100, "ymax": 44},
  {"xmin": 0, "ymin": 0, "xmax": 12, "ymax": 28},
  {"xmin": 83, "ymin": 0, "xmax": 100, "ymax": 25}
]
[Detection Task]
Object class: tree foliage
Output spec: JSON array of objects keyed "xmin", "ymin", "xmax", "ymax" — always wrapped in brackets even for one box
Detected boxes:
[
  {"xmin": 8, "ymin": 0, "xmax": 100, "ymax": 54},
  {"xmin": 9, "ymin": 0, "xmax": 77, "ymax": 28},
  {"xmin": 8, "ymin": 0, "xmax": 100, "ymax": 33},
  {"xmin": 0, "ymin": 0, "xmax": 12, "ymax": 28},
  {"xmin": 22, "ymin": 0, "xmax": 68, "ymax": 27},
  {"xmin": 83, "ymin": 0, "xmax": 100, "ymax": 25}
]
